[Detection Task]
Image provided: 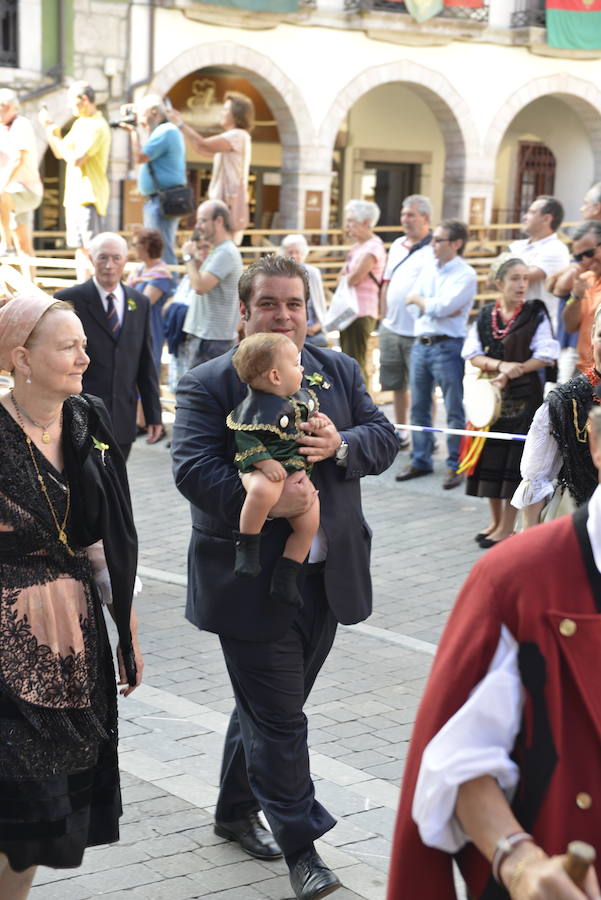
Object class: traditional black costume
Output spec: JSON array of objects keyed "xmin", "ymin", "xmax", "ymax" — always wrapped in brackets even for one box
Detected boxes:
[
  {"xmin": 547, "ymin": 371, "xmax": 599, "ymax": 506},
  {"xmin": 466, "ymin": 299, "xmax": 549, "ymax": 499},
  {"xmin": 0, "ymin": 393, "xmax": 137, "ymax": 871}
]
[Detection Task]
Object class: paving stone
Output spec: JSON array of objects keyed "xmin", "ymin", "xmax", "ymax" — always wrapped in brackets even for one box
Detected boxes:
[
  {"xmin": 127, "ymin": 875, "xmax": 208, "ymax": 899},
  {"xmin": 187, "ymin": 860, "xmax": 277, "ymax": 894},
  {"xmin": 30, "ymin": 882, "xmax": 93, "ymax": 900},
  {"xmin": 75, "ymin": 862, "xmax": 163, "ymax": 893},
  {"xmin": 144, "ymin": 850, "xmax": 214, "ymax": 878}
]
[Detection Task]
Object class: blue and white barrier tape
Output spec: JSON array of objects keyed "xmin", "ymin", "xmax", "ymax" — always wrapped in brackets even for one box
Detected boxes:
[{"xmin": 395, "ymin": 423, "xmax": 526, "ymax": 443}]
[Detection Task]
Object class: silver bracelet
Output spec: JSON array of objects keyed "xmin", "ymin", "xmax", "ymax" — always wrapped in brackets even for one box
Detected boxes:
[{"xmin": 492, "ymin": 831, "xmax": 534, "ymax": 885}]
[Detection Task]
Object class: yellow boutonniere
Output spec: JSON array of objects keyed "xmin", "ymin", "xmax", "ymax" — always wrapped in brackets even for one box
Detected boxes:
[
  {"xmin": 127, "ymin": 298, "xmax": 137, "ymax": 311},
  {"xmin": 306, "ymin": 372, "xmax": 331, "ymax": 390},
  {"xmin": 92, "ymin": 435, "xmax": 110, "ymax": 465}
]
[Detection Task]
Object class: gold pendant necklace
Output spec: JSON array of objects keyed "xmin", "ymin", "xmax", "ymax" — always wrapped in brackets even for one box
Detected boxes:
[
  {"xmin": 11, "ymin": 395, "xmax": 74, "ymax": 556},
  {"xmin": 10, "ymin": 390, "xmax": 60, "ymax": 444}
]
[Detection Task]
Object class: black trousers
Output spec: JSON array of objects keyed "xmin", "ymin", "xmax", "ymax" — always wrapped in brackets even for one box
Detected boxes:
[{"xmin": 216, "ymin": 569, "xmax": 338, "ymax": 857}]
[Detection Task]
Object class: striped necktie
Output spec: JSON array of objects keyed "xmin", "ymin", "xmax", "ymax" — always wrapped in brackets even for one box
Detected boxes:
[{"xmin": 106, "ymin": 292, "xmax": 121, "ymax": 337}]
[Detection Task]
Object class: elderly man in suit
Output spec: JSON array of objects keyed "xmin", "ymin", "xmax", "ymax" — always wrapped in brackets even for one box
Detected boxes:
[
  {"xmin": 171, "ymin": 255, "xmax": 399, "ymax": 900},
  {"xmin": 56, "ymin": 232, "xmax": 162, "ymax": 459}
]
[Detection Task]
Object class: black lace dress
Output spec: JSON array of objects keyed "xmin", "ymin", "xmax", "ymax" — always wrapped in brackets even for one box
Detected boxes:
[{"xmin": 0, "ymin": 394, "xmax": 137, "ymax": 872}]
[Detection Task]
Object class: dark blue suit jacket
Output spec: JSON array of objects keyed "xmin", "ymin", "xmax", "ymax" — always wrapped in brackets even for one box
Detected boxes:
[
  {"xmin": 171, "ymin": 344, "xmax": 399, "ymax": 642},
  {"xmin": 56, "ymin": 279, "xmax": 162, "ymax": 445}
]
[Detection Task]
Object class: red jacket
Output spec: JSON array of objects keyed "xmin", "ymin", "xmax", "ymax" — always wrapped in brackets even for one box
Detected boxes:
[{"xmin": 387, "ymin": 510, "xmax": 601, "ymax": 899}]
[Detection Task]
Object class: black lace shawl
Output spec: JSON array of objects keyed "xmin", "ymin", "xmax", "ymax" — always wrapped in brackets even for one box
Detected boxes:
[
  {"xmin": 0, "ymin": 394, "xmax": 137, "ymax": 776},
  {"xmin": 547, "ymin": 375, "xmax": 598, "ymax": 506}
]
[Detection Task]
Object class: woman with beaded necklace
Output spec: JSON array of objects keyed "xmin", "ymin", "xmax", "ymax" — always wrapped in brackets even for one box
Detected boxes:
[
  {"xmin": 0, "ymin": 293, "xmax": 143, "ymax": 899},
  {"xmin": 460, "ymin": 257, "xmax": 559, "ymax": 548}
]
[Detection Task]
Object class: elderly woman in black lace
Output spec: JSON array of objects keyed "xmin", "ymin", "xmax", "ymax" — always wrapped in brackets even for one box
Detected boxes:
[
  {"xmin": 460, "ymin": 258, "xmax": 559, "ymax": 547},
  {"xmin": 0, "ymin": 293, "xmax": 143, "ymax": 899},
  {"xmin": 513, "ymin": 302, "xmax": 601, "ymax": 527}
]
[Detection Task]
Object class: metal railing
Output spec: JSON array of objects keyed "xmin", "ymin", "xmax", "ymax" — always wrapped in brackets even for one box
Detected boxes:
[
  {"xmin": 0, "ymin": 0, "xmax": 17, "ymax": 67},
  {"xmin": 344, "ymin": 0, "xmax": 488, "ymax": 21},
  {"xmin": 510, "ymin": 0, "xmax": 545, "ymax": 27}
]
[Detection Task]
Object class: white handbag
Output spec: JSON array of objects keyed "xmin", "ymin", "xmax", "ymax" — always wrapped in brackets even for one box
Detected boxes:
[{"xmin": 324, "ymin": 276, "xmax": 359, "ymax": 333}]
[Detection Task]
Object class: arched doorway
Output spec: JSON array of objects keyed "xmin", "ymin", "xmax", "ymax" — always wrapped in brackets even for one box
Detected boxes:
[
  {"xmin": 492, "ymin": 95, "xmax": 597, "ymax": 224},
  {"xmin": 319, "ymin": 61, "xmax": 479, "ymax": 223},
  {"xmin": 485, "ymin": 76, "xmax": 601, "ymax": 225}
]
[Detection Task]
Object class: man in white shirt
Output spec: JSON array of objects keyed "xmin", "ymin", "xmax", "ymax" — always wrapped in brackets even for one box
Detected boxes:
[
  {"xmin": 0, "ymin": 89, "xmax": 43, "ymax": 258},
  {"xmin": 509, "ymin": 195, "xmax": 570, "ymax": 332},
  {"xmin": 379, "ymin": 194, "xmax": 433, "ymax": 449}
]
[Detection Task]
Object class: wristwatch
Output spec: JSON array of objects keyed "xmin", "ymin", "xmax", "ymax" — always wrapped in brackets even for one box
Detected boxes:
[
  {"xmin": 335, "ymin": 437, "xmax": 349, "ymax": 462},
  {"xmin": 182, "ymin": 253, "xmax": 193, "ymax": 263}
]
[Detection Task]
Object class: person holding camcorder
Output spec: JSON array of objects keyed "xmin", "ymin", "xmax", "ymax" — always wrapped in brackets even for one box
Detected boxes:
[{"xmin": 119, "ymin": 94, "xmax": 187, "ymax": 266}]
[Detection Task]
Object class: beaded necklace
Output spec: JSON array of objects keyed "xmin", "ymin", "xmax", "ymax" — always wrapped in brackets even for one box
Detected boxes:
[
  {"xmin": 10, "ymin": 396, "xmax": 75, "ymax": 556},
  {"xmin": 491, "ymin": 301, "xmax": 524, "ymax": 340}
]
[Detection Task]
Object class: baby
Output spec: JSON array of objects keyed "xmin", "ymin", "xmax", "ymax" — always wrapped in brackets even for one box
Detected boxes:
[{"xmin": 227, "ymin": 332, "xmax": 325, "ymax": 608}]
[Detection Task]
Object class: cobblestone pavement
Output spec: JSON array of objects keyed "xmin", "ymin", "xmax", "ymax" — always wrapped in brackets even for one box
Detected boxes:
[{"xmin": 31, "ymin": 405, "xmax": 486, "ymax": 899}]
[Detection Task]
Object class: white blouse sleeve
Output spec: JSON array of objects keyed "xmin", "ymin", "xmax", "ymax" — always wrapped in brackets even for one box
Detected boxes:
[
  {"xmin": 530, "ymin": 316, "xmax": 560, "ymax": 363},
  {"xmin": 511, "ymin": 403, "xmax": 562, "ymax": 507},
  {"xmin": 412, "ymin": 625, "xmax": 522, "ymax": 854},
  {"xmin": 461, "ymin": 321, "xmax": 482, "ymax": 361}
]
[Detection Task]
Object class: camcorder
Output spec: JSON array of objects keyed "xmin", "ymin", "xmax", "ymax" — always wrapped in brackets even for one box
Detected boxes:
[{"xmin": 109, "ymin": 104, "xmax": 137, "ymax": 128}]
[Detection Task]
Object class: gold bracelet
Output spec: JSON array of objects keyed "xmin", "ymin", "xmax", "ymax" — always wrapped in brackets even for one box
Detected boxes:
[{"xmin": 506, "ymin": 850, "xmax": 545, "ymax": 896}]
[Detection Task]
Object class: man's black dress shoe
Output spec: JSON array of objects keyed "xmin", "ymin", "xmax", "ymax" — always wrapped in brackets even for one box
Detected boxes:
[
  {"xmin": 395, "ymin": 465, "xmax": 432, "ymax": 482},
  {"xmin": 289, "ymin": 848, "xmax": 341, "ymax": 899},
  {"xmin": 214, "ymin": 811, "xmax": 282, "ymax": 860}
]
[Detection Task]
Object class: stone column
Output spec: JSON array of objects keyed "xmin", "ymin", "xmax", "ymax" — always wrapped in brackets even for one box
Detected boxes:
[{"xmin": 279, "ymin": 145, "xmax": 334, "ymax": 232}]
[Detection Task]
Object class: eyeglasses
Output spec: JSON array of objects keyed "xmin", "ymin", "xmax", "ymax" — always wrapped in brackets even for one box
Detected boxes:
[
  {"xmin": 433, "ymin": 237, "xmax": 451, "ymax": 244},
  {"xmin": 574, "ymin": 247, "xmax": 598, "ymax": 263}
]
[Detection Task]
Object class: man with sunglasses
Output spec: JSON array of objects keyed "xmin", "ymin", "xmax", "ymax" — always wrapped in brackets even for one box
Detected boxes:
[{"xmin": 561, "ymin": 220, "xmax": 601, "ymax": 374}]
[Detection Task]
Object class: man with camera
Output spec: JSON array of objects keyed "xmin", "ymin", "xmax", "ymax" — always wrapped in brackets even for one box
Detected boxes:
[
  {"xmin": 120, "ymin": 94, "xmax": 186, "ymax": 266},
  {"xmin": 40, "ymin": 81, "xmax": 110, "ymax": 282}
]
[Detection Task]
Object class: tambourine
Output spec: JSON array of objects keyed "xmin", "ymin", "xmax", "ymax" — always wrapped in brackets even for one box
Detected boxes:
[{"xmin": 464, "ymin": 377, "xmax": 502, "ymax": 429}]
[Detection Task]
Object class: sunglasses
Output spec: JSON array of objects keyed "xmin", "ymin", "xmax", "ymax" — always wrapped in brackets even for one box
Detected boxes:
[{"xmin": 574, "ymin": 247, "xmax": 598, "ymax": 262}]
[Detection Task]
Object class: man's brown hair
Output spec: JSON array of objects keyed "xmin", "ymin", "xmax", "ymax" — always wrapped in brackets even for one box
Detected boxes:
[{"xmin": 238, "ymin": 254, "xmax": 309, "ymax": 310}]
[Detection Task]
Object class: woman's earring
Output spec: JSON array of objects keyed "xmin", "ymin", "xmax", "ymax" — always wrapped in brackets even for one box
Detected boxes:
[{"xmin": 25, "ymin": 373, "xmax": 32, "ymax": 384}]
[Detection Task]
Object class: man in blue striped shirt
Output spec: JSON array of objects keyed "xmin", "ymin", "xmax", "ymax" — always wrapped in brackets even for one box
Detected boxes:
[{"xmin": 396, "ymin": 218, "xmax": 477, "ymax": 490}]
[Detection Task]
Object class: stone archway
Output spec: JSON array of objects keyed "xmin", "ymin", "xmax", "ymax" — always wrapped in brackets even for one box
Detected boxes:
[
  {"xmin": 148, "ymin": 42, "xmax": 316, "ymax": 228},
  {"xmin": 318, "ymin": 60, "xmax": 482, "ymax": 220},
  {"xmin": 484, "ymin": 74, "xmax": 601, "ymax": 184}
]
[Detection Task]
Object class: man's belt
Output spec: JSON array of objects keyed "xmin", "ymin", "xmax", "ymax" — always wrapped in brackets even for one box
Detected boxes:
[{"xmin": 417, "ymin": 334, "xmax": 451, "ymax": 346}]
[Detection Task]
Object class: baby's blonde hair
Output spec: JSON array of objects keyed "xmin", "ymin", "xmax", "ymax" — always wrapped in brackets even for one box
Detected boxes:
[{"xmin": 232, "ymin": 333, "xmax": 295, "ymax": 384}]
